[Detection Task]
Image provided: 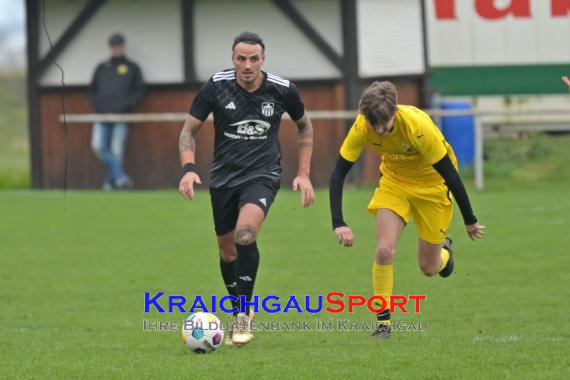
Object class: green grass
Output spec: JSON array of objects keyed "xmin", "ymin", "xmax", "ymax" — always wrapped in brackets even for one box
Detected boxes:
[
  {"xmin": 470, "ymin": 134, "xmax": 570, "ymax": 183},
  {"xmin": 1, "ymin": 187, "xmax": 569, "ymax": 379},
  {"xmin": 0, "ymin": 72, "xmax": 29, "ymax": 189}
]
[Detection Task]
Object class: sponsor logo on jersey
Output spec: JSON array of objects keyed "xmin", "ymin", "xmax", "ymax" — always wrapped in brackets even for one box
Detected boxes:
[
  {"xmin": 261, "ymin": 102, "xmax": 274, "ymax": 117},
  {"xmin": 225, "ymin": 101, "xmax": 236, "ymax": 109},
  {"xmin": 226, "ymin": 120, "xmax": 271, "ymax": 140}
]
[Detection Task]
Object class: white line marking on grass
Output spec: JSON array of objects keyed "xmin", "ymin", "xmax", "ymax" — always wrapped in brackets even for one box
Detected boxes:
[
  {"xmin": 473, "ymin": 335, "xmax": 523, "ymax": 342},
  {"xmin": 473, "ymin": 335, "xmax": 564, "ymax": 343}
]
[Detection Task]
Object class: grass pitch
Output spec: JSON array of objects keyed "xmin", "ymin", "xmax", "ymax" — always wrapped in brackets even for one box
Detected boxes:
[
  {"xmin": 1, "ymin": 184, "xmax": 569, "ymax": 379},
  {"xmin": 0, "ymin": 72, "xmax": 28, "ymax": 189}
]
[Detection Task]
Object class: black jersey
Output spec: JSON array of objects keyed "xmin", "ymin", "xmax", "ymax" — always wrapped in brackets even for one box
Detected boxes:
[{"xmin": 189, "ymin": 69, "xmax": 305, "ymax": 189}]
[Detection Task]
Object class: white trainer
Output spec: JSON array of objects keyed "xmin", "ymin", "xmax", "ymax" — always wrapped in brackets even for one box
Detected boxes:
[
  {"xmin": 232, "ymin": 312, "xmax": 254, "ymax": 346},
  {"xmin": 225, "ymin": 309, "xmax": 255, "ymax": 346}
]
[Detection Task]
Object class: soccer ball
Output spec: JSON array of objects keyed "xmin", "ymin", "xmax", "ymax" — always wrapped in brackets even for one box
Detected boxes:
[{"xmin": 180, "ymin": 312, "xmax": 224, "ymax": 353}]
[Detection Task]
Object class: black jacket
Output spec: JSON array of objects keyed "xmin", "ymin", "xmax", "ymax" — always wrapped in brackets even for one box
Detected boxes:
[{"xmin": 88, "ymin": 56, "xmax": 145, "ymax": 113}]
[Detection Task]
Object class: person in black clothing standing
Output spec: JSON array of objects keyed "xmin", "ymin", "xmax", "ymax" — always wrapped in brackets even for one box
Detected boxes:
[
  {"xmin": 89, "ymin": 33, "xmax": 145, "ymax": 190},
  {"xmin": 178, "ymin": 31, "xmax": 315, "ymax": 346}
]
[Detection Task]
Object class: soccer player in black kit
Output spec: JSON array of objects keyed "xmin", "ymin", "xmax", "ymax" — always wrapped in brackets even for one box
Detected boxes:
[{"xmin": 178, "ymin": 32, "xmax": 315, "ymax": 346}]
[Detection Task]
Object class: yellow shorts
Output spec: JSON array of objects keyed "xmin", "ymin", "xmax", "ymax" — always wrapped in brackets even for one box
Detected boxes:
[{"xmin": 367, "ymin": 177, "xmax": 453, "ymax": 244}]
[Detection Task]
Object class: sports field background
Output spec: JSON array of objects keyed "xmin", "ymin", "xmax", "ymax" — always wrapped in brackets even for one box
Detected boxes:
[
  {"xmin": 1, "ymin": 73, "xmax": 569, "ymax": 378},
  {"xmin": 0, "ymin": 72, "xmax": 28, "ymax": 189},
  {"xmin": 2, "ymin": 183, "xmax": 569, "ymax": 378}
]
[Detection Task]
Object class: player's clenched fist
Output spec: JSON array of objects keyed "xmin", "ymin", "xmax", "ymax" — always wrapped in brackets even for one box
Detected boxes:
[
  {"xmin": 334, "ymin": 226, "xmax": 354, "ymax": 247},
  {"xmin": 179, "ymin": 172, "xmax": 202, "ymax": 201}
]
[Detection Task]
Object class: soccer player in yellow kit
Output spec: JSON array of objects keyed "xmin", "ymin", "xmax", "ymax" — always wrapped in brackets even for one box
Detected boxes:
[{"xmin": 329, "ymin": 81, "xmax": 485, "ymax": 339}]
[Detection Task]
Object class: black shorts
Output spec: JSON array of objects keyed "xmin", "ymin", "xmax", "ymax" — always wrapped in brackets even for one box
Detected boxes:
[{"xmin": 209, "ymin": 178, "xmax": 280, "ymax": 236}]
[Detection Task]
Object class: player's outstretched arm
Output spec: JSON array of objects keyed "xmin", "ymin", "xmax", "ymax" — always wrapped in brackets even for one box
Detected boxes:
[
  {"xmin": 562, "ymin": 76, "xmax": 570, "ymax": 91},
  {"xmin": 292, "ymin": 113, "xmax": 316, "ymax": 208},
  {"xmin": 178, "ymin": 114, "xmax": 204, "ymax": 201},
  {"xmin": 329, "ymin": 155, "xmax": 355, "ymax": 247},
  {"xmin": 433, "ymin": 155, "xmax": 486, "ymax": 241}
]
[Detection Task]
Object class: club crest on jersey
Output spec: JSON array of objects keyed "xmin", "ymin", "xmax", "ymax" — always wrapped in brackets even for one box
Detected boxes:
[{"xmin": 261, "ymin": 102, "xmax": 274, "ymax": 117}]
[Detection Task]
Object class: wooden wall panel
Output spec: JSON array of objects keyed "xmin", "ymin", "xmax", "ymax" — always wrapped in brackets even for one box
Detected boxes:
[
  {"xmin": 38, "ymin": 82, "xmax": 354, "ymax": 189},
  {"xmin": 39, "ymin": 89, "xmax": 200, "ymax": 189},
  {"xmin": 279, "ymin": 84, "xmax": 347, "ymax": 189}
]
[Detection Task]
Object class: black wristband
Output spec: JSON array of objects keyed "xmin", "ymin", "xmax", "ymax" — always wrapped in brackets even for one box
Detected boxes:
[
  {"xmin": 332, "ymin": 220, "xmax": 347, "ymax": 230},
  {"xmin": 465, "ymin": 214, "xmax": 478, "ymax": 226},
  {"xmin": 182, "ymin": 163, "xmax": 197, "ymax": 175}
]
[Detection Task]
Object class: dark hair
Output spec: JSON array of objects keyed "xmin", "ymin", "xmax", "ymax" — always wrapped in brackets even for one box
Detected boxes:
[
  {"xmin": 232, "ymin": 31, "xmax": 265, "ymax": 52},
  {"xmin": 108, "ymin": 33, "xmax": 125, "ymax": 46},
  {"xmin": 359, "ymin": 81, "xmax": 398, "ymax": 126}
]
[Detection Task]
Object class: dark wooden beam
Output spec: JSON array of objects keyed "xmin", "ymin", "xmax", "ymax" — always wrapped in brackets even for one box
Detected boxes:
[
  {"xmin": 341, "ymin": 0, "xmax": 362, "ymax": 183},
  {"xmin": 341, "ymin": 0, "xmax": 360, "ymax": 110},
  {"xmin": 26, "ymin": 0, "xmax": 42, "ymax": 188},
  {"xmin": 272, "ymin": 0, "xmax": 343, "ymax": 71},
  {"xmin": 419, "ymin": 0, "xmax": 431, "ymax": 108},
  {"xmin": 181, "ymin": 0, "xmax": 196, "ymax": 83},
  {"xmin": 36, "ymin": 0, "xmax": 106, "ymax": 77}
]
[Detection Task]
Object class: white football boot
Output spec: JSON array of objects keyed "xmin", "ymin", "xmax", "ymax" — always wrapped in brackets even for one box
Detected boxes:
[
  {"xmin": 225, "ymin": 309, "xmax": 255, "ymax": 346},
  {"xmin": 232, "ymin": 311, "xmax": 255, "ymax": 346}
]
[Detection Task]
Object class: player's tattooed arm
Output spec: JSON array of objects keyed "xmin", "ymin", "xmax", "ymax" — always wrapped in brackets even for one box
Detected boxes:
[
  {"xmin": 293, "ymin": 113, "xmax": 316, "ymax": 207},
  {"xmin": 179, "ymin": 114, "xmax": 204, "ymax": 165},
  {"xmin": 294, "ymin": 113, "xmax": 314, "ymax": 175},
  {"xmin": 295, "ymin": 114, "xmax": 314, "ymax": 150},
  {"xmin": 178, "ymin": 114, "xmax": 204, "ymax": 201}
]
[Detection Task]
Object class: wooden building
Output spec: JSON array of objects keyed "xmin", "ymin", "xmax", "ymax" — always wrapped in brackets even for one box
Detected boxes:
[{"xmin": 26, "ymin": 0, "xmax": 429, "ymax": 189}]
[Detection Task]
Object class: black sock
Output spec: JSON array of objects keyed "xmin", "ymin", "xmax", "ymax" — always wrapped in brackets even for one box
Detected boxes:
[
  {"xmin": 377, "ymin": 309, "xmax": 391, "ymax": 325},
  {"xmin": 219, "ymin": 258, "xmax": 237, "ymax": 310},
  {"xmin": 235, "ymin": 241, "xmax": 259, "ymax": 316}
]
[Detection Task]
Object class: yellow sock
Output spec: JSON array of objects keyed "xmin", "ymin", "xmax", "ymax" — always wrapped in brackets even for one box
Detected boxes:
[
  {"xmin": 439, "ymin": 247, "xmax": 450, "ymax": 272},
  {"xmin": 372, "ymin": 262, "xmax": 393, "ymax": 324}
]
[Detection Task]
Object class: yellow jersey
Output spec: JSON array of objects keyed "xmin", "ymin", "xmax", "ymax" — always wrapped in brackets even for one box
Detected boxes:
[{"xmin": 340, "ymin": 105, "xmax": 458, "ymax": 186}]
